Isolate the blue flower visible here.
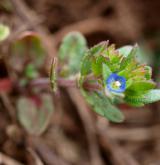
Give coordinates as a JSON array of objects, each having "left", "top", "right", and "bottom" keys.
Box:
[{"left": 106, "top": 73, "right": 126, "bottom": 93}]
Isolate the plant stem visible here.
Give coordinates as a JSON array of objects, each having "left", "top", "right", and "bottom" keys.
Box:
[{"left": 30, "top": 78, "right": 101, "bottom": 91}]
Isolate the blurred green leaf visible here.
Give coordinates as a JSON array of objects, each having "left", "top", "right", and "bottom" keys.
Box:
[
  {"left": 83, "top": 91, "right": 124, "bottom": 123},
  {"left": 17, "top": 94, "right": 54, "bottom": 135},
  {"left": 59, "top": 32, "right": 87, "bottom": 75},
  {"left": 11, "top": 32, "right": 46, "bottom": 73},
  {"left": 0, "top": 24, "right": 10, "bottom": 41},
  {"left": 24, "top": 63, "right": 39, "bottom": 79}
]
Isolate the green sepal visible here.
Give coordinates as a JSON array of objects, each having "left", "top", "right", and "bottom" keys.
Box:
[{"left": 144, "top": 66, "right": 152, "bottom": 80}]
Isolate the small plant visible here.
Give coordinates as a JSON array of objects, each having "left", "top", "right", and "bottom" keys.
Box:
[
  {"left": 50, "top": 32, "right": 160, "bottom": 123},
  {"left": 50, "top": 32, "right": 160, "bottom": 122},
  {"left": 9, "top": 32, "right": 54, "bottom": 135}
]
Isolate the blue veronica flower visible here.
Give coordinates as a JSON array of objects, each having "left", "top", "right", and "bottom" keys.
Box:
[{"left": 106, "top": 73, "right": 126, "bottom": 93}]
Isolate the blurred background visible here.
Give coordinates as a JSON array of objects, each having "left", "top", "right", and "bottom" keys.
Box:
[{"left": 0, "top": 0, "right": 160, "bottom": 164}]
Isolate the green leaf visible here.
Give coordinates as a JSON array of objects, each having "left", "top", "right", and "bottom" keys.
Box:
[
  {"left": 83, "top": 91, "right": 124, "bottom": 123},
  {"left": 80, "top": 41, "right": 108, "bottom": 77},
  {"left": 17, "top": 94, "right": 54, "bottom": 135},
  {"left": 141, "top": 89, "right": 160, "bottom": 104},
  {"left": 80, "top": 53, "right": 92, "bottom": 76},
  {"left": 126, "top": 79, "right": 133, "bottom": 89},
  {"left": 59, "top": 32, "right": 87, "bottom": 75},
  {"left": 91, "top": 56, "right": 106, "bottom": 76},
  {"left": 102, "top": 63, "right": 112, "bottom": 85},
  {"left": 120, "top": 45, "right": 138, "bottom": 70},
  {"left": 0, "top": 24, "right": 10, "bottom": 41},
  {"left": 125, "top": 89, "right": 160, "bottom": 106},
  {"left": 127, "top": 80, "right": 155, "bottom": 92}
]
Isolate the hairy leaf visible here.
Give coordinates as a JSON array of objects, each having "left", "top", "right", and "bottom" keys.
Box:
[
  {"left": 125, "top": 89, "right": 160, "bottom": 106},
  {"left": 59, "top": 32, "right": 87, "bottom": 75},
  {"left": 83, "top": 91, "right": 124, "bottom": 122},
  {"left": 127, "top": 80, "right": 155, "bottom": 92}
]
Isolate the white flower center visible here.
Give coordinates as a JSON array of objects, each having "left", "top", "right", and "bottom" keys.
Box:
[
  {"left": 114, "top": 81, "right": 121, "bottom": 87},
  {"left": 112, "top": 81, "right": 121, "bottom": 89}
]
